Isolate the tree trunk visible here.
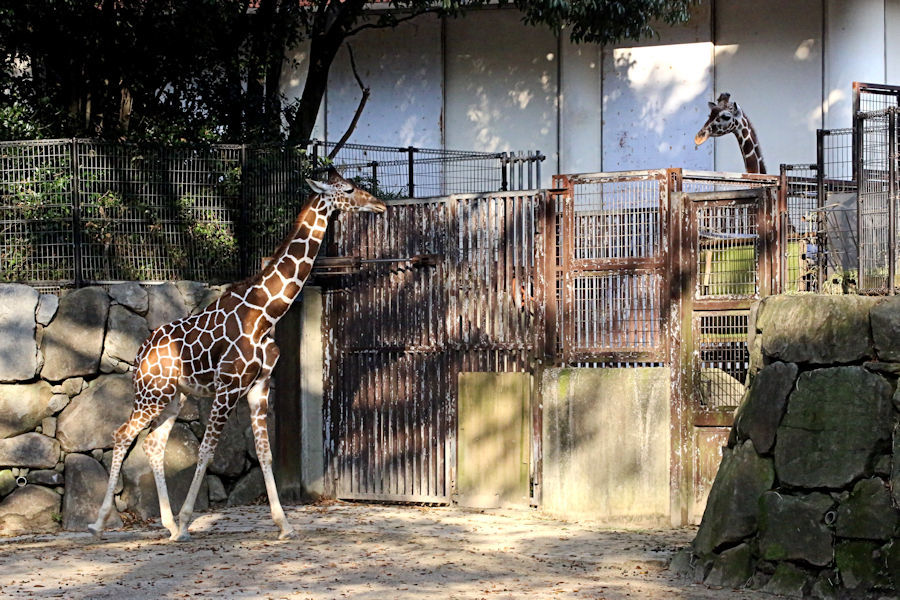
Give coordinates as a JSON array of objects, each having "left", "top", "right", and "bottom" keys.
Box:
[{"left": 286, "top": 30, "right": 343, "bottom": 144}]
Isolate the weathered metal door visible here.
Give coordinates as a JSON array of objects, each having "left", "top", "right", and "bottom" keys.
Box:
[
  {"left": 677, "top": 186, "right": 777, "bottom": 522},
  {"left": 324, "top": 192, "right": 546, "bottom": 503}
]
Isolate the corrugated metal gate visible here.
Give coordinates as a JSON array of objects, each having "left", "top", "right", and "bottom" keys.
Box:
[{"left": 323, "top": 191, "right": 546, "bottom": 502}]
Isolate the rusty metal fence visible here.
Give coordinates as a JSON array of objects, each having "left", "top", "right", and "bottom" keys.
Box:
[{"left": 323, "top": 191, "right": 545, "bottom": 502}]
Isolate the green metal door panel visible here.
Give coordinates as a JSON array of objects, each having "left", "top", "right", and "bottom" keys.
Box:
[{"left": 457, "top": 372, "right": 531, "bottom": 508}]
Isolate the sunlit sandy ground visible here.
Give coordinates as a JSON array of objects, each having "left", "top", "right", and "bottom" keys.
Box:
[{"left": 0, "top": 503, "right": 768, "bottom": 599}]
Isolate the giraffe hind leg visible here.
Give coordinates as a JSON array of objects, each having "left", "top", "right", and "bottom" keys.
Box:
[
  {"left": 247, "top": 376, "right": 295, "bottom": 539},
  {"left": 143, "top": 392, "right": 187, "bottom": 538},
  {"left": 88, "top": 397, "right": 166, "bottom": 536}
]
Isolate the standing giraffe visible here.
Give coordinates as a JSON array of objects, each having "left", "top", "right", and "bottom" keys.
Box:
[
  {"left": 88, "top": 168, "right": 385, "bottom": 541},
  {"left": 694, "top": 92, "right": 766, "bottom": 174}
]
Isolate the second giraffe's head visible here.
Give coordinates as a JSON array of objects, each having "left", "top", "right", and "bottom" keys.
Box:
[
  {"left": 694, "top": 93, "right": 743, "bottom": 146},
  {"left": 306, "top": 167, "right": 387, "bottom": 214}
]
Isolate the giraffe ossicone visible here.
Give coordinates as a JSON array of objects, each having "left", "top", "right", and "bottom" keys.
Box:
[
  {"left": 695, "top": 92, "right": 767, "bottom": 174},
  {"left": 88, "top": 167, "right": 385, "bottom": 541}
]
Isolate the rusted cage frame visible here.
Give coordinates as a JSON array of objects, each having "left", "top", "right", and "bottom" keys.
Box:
[
  {"left": 550, "top": 168, "right": 781, "bottom": 366},
  {"left": 856, "top": 107, "right": 900, "bottom": 294}
]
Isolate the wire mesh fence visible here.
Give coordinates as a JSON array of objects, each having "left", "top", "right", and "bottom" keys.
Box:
[
  {"left": 0, "top": 139, "right": 544, "bottom": 289},
  {"left": 857, "top": 108, "right": 900, "bottom": 293}
]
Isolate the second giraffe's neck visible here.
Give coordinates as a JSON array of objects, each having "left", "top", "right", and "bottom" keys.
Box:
[
  {"left": 241, "top": 196, "right": 334, "bottom": 328},
  {"left": 733, "top": 116, "right": 766, "bottom": 174}
]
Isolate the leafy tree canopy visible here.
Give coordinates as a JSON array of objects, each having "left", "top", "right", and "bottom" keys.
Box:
[{"left": 0, "top": 0, "right": 696, "bottom": 144}]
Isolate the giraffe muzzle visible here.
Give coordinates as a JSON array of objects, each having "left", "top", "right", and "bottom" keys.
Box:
[
  {"left": 694, "top": 131, "right": 710, "bottom": 146},
  {"left": 366, "top": 201, "right": 387, "bottom": 214}
]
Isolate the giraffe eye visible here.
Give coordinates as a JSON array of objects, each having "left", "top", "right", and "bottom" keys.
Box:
[{"left": 721, "top": 113, "right": 732, "bottom": 121}]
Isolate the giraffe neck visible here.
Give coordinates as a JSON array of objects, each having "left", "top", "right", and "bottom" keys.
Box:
[
  {"left": 239, "top": 195, "right": 334, "bottom": 331},
  {"left": 733, "top": 115, "right": 766, "bottom": 174}
]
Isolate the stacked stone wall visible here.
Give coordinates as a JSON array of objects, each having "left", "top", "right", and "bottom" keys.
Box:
[
  {"left": 0, "top": 282, "right": 269, "bottom": 536},
  {"left": 679, "top": 295, "right": 900, "bottom": 598}
]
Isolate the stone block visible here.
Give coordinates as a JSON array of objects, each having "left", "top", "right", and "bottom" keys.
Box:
[
  {"left": 775, "top": 367, "right": 893, "bottom": 489},
  {"left": 102, "top": 305, "right": 150, "bottom": 365},
  {"left": 41, "top": 416, "right": 57, "bottom": 438},
  {"left": 108, "top": 282, "right": 148, "bottom": 315},
  {"left": 61, "top": 377, "right": 85, "bottom": 397},
  {"left": 47, "top": 393, "right": 69, "bottom": 413},
  {"left": 227, "top": 467, "right": 265, "bottom": 506},
  {"left": 62, "top": 453, "right": 121, "bottom": 531},
  {"left": 871, "top": 296, "right": 900, "bottom": 361},
  {"left": 26, "top": 469, "right": 63, "bottom": 486},
  {"left": 0, "top": 433, "right": 60, "bottom": 468},
  {"left": 732, "top": 361, "right": 797, "bottom": 454},
  {"left": 836, "top": 478, "right": 898, "bottom": 540},
  {"left": 56, "top": 374, "right": 134, "bottom": 452},
  {"left": 193, "top": 285, "right": 226, "bottom": 315},
  {"left": 703, "top": 542, "right": 753, "bottom": 589},
  {"left": 175, "top": 281, "right": 209, "bottom": 314},
  {"left": 0, "top": 484, "right": 60, "bottom": 535},
  {"left": 35, "top": 293, "right": 59, "bottom": 326},
  {"left": 145, "top": 282, "right": 188, "bottom": 330},
  {"left": 758, "top": 295, "right": 878, "bottom": 364},
  {"left": 40, "top": 287, "right": 110, "bottom": 381},
  {"left": 0, "top": 469, "right": 14, "bottom": 497},
  {"left": 758, "top": 492, "right": 834, "bottom": 566},
  {"left": 835, "top": 540, "right": 884, "bottom": 591},
  {"left": 120, "top": 423, "right": 207, "bottom": 519},
  {"left": 693, "top": 440, "right": 774, "bottom": 556},
  {"left": 200, "top": 397, "right": 251, "bottom": 478},
  {"left": 0, "top": 380, "right": 54, "bottom": 438},
  {"left": 0, "top": 283, "right": 40, "bottom": 382},
  {"left": 206, "top": 474, "right": 227, "bottom": 503},
  {"left": 761, "top": 563, "right": 810, "bottom": 597}
]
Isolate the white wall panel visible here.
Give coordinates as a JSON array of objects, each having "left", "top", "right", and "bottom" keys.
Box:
[
  {"left": 324, "top": 15, "right": 443, "bottom": 148},
  {"left": 559, "top": 40, "right": 602, "bottom": 174},
  {"left": 824, "top": 0, "right": 885, "bottom": 130},
  {"left": 601, "top": 42, "right": 713, "bottom": 172},
  {"left": 714, "top": 0, "right": 823, "bottom": 171},
  {"left": 444, "top": 10, "right": 558, "bottom": 185},
  {"left": 886, "top": 0, "right": 900, "bottom": 85},
  {"left": 601, "top": 3, "right": 714, "bottom": 172}
]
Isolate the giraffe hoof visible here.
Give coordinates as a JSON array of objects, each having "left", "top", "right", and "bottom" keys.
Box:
[
  {"left": 170, "top": 530, "right": 191, "bottom": 542},
  {"left": 278, "top": 528, "right": 297, "bottom": 540},
  {"left": 86, "top": 523, "right": 103, "bottom": 538}
]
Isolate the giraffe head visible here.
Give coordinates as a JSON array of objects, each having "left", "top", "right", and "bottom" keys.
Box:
[
  {"left": 694, "top": 93, "right": 743, "bottom": 146},
  {"left": 306, "top": 168, "right": 386, "bottom": 213}
]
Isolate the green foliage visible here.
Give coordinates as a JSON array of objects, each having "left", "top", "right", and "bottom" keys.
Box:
[
  {"left": 510, "top": 0, "right": 695, "bottom": 44},
  {"left": 0, "top": 0, "right": 697, "bottom": 144}
]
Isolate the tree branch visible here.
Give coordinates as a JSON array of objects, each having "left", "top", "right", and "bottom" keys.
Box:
[
  {"left": 345, "top": 9, "right": 434, "bottom": 37},
  {"left": 327, "top": 44, "right": 369, "bottom": 160}
]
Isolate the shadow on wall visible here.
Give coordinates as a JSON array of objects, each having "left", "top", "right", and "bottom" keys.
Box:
[{"left": 602, "top": 43, "right": 713, "bottom": 172}]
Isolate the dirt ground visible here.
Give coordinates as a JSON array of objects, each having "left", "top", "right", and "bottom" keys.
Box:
[{"left": 0, "top": 503, "right": 770, "bottom": 599}]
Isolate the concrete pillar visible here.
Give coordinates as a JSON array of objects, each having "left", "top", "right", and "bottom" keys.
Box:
[
  {"left": 299, "top": 286, "right": 325, "bottom": 499},
  {"left": 272, "top": 286, "right": 326, "bottom": 502}
]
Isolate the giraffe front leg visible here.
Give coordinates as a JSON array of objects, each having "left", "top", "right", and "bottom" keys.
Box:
[{"left": 247, "top": 376, "right": 295, "bottom": 539}]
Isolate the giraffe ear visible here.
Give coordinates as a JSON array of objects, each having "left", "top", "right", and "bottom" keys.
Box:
[
  {"left": 731, "top": 102, "right": 744, "bottom": 118},
  {"left": 306, "top": 179, "right": 332, "bottom": 195},
  {"left": 708, "top": 101, "right": 717, "bottom": 111}
]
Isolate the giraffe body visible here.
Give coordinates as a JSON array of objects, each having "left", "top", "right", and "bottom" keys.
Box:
[
  {"left": 694, "top": 92, "right": 766, "bottom": 174},
  {"left": 88, "top": 169, "right": 385, "bottom": 541}
]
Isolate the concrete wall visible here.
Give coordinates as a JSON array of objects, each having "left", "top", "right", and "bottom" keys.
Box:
[
  {"left": 541, "top": 367, "right": 671, "bottom": 524},
  {"left": 283, "top": 2, "right": 900, "bottom": 181}
]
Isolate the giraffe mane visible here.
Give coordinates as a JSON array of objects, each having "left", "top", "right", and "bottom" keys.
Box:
[{"left": 225, "top": 194, "right": 321, "bottom": 296}]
